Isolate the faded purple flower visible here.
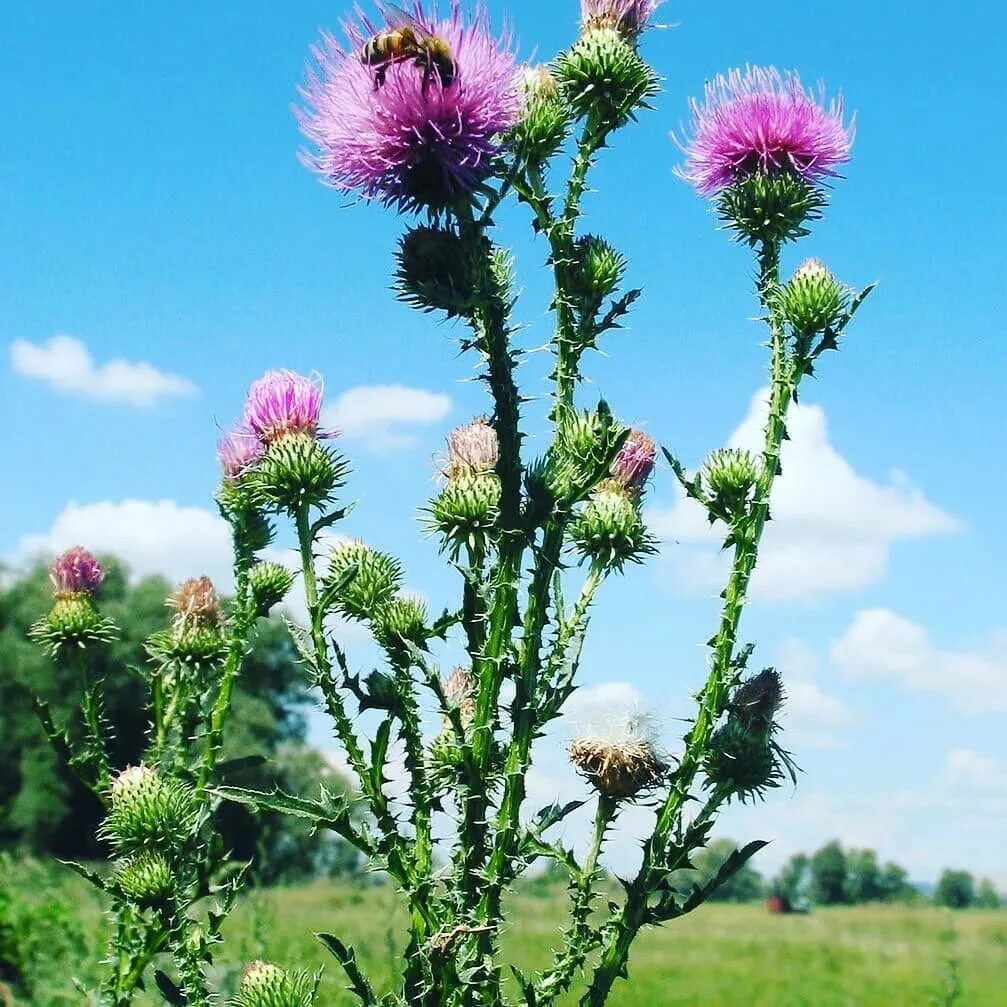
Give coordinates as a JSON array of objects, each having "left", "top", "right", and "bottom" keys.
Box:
[
  {"left": 51, "top": 547, "right": 104, "bottom": 597},
  {"left": 581, "top": 0, "right": 661, "bottom": 38},
  {"left": 243, "top": 370, "right": 326, "bottom": 445},
  {"left": 217, "top": 423, "right": 264, "bottom": 479},
  {"left": 444, "top": 417, "right": 499, "bottom": 478},
  {"left": 676, "top": 67, "right": 854, "bottom": 196},
  {"left": 296, "top": 1, "right": 520, "bottom": 211},
  {"left": 611, "top": 430, "right": 656, "bottom": 492}
]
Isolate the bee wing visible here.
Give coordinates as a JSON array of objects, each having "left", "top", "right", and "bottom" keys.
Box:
[{"left": 379, "top": 3, "right": 429, "bottom": 33}]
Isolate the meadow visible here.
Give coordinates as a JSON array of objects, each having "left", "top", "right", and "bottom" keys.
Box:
[{"left": 7, "top": 861, "right": 1005, "bottom": 1006}]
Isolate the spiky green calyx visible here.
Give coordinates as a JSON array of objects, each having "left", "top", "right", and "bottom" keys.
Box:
[
  {"left": 716, "top": 171, "right": 829, "bottom": 247},
  {"left": 249, "top": 562, "right": 295, "bottom": 616},
  {"left": 513, "top": 65, "right": 570, "bottom": 164},
  {"left": 113, "top": 851, "right": 174, "bottom": 905},
  {"left": 324, "top": 540, "right": 402, "bottom": 623},
  {"left": 395, "top": 226, "right": 491, "bottom": 319},
  {"left": 254, "top": 433, "right": 346, "bottom": 513},
  {"left": 778, "top": 258, "right": 851, "bottom": 335},
  {"left": 102, "top": 766, "right": 198, "bottom": 853},
  {"left": 146, "top": 577, "right": 227, "bottom": 668},
  {"left": 703, "top": 719, "right": 779, "bottom": 800},
  {"left": 554, "top": 27, "right": 659, "bottom": 128},
  {"left": 428, "top": 471, "right": 501, "bottom": 557},
  {"left": 547, "top": 408, "right": 624, "bottom": 503},
  {"left": 571, "top": 480, "right": 653, "bottom": 569},
  {"left": 232, "top": 962, "right": 317, "bottom": 1007},
  {"left": 29, "top": 595, "right": 117, "bottom": 657},
  {"left": 701, "top": 448, "right": 760, "bottom": 521},
  {"left": 570, "top": 235, "right": 627, "bottom": 304},
  {"left": 375, "top": 595, "right": 429, "bottom": 663}
]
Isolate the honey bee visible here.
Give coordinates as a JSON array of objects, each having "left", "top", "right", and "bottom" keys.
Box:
[{"left": 361, "top": 4, "right": 457, "bottom": 94}]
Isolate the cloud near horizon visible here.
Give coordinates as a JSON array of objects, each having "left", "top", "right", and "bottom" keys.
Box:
[{"left": 322, "top": 384, "right": 452, "bottom": 452}]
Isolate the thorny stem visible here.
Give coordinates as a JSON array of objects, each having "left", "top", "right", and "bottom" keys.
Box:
[{"left": 582, "top": 240, "right": 792, "bottom": 1006}]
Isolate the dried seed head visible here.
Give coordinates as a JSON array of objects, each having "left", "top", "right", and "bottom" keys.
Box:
[{"left": 570, "top": 713, "right": 667, "bottom": 799}]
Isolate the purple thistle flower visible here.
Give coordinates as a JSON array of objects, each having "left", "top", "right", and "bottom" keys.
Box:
[
  {"left": 581, "top": 0, "right": 661, "bottom": 38},
  {"left": 676, "top": 66, "right": 854, "bottom": 196},
  {"left": 51, "top": 547, "right": 104, "bottom": 597},
  {"left": 243, "top": 370, "right": 327, "bottom": 445},
  {"left": 217, "top": 423, "right": 264, "bottom": 480},
  {"left": 296, "top": 2, "right": 520, "bottom": 212},
  {"left": 611, "top": 430, "right": 656, "bottom": 492}
]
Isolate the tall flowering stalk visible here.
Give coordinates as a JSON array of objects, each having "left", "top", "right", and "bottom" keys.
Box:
[{"left": 30, "top": 3, "right": 873, "bottom": 1005}]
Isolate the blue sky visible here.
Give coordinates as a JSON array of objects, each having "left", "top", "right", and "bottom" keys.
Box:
[{"left": 3, "top": 1, "right": 1006, "bottom": 886}]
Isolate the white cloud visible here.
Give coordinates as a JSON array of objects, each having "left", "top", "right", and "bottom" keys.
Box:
[
  {"left": 10, "top": 334, "right": 199, "bottom": 406},
  {"left": 647, "top": 390, "right": 957, "bottom": 603},
  {"left": 775, "top": 639, "right": 852, "bottom": 750},
  {"left": 323, "top": 385, "right": 452, "bottom": 452},
  {"left": 830, "top": 608, "right": 1007, "bottom": 714}
]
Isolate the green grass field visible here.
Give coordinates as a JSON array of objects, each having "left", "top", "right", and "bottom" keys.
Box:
[{"left": 9, "top": 870, "right": 1006, "bottom": 1006}]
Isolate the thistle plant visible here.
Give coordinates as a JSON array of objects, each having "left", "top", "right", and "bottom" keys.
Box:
[{"left": 29, "top": 2, "right": 874, "bottom": 1004}]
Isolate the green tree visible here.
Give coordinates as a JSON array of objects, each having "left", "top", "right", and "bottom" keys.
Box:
[
  {"left": 772, "top": 852, "right": 809, "bottom": 905},
  {"left": 0, "top": 558, "right": 353, "bottom": 879},
  {"left": 975, "top": 878, "right": 1001, "bottom": 909},
  {"left": 689, "top": 839, "right": 765, "bottom": 903},
  {"left": 934, "top": 869, "right": 976, "bottom": 909},
  {"left": 878, "top": 860, "right": 917, "bottom": 903},
  {"left": 809, "top": 840, "right": 849, "bottom": 905},
  {"left": 845, "top": 848, "right": 884, "bottom": 903}
]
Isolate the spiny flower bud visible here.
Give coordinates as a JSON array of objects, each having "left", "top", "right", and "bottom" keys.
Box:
[
  {"left": 716, "top": 171, "right": 828, "bottom": 247},
  {"left": 703, "top": 719, "right": 779, "bottom": 801},
  {"left": 546, "top": 408, "right": 616, "bottom": 502},
  {"left": 324, "top": 540, "right": 402, "bottom": 623},
  {"left": 610, "top": 430, "right": 656, "bottom": 494},
  {"left": 444, "top": 419, "right": 499, "bottom": 480},
  {"left": 249, "top": 562, "right": 295, "bottom": 616},
  {"left": 731, "top": 668, "right": 785, "bottom": 730},
  {"left": 375, "top": 595, "right": 429, "bottom": 663},
  {"left": 570, "top": 712, "right": 667, "bottom": 799},
  {"left": 256, "top": 432, "right": 346, "bottom": 513},
  {"left": 102, "top": 766, "right": 199, "bottom": 853},
  {"left": 113, "top": 851, "right": 174, "bottom": 905},
  {"left": 428, "top": 472, "right": 502, "bottom": 558},
  {"left": 443, "top": 666, "right": 477, "bottom": 729},
  {"left": 513, "top": 64, "right": 570, "bottom": 164},
  {"left": 571, "top": 480, "right": 652, "bottom": 569},
  {"left": 702, "top": 448, "right": 759, "bottom": 519},
  {"left": 395, "top": 226, "right": 489, "bottom": 319},
  {"left": 554, "top": 25, "right": 660, "bottom": 127},
  {"left": 778, "top": 258, "right": 851, "bottom": 335},
  {"left": 570, "top": 235, "right": 627, "bottom": 303},
  {"left": 29, "top": 548, "right": 117, "bottom": 656},
  {"left": 581, "top": 0, "right": 661, "bottom": 42},
  {"left": 233, "top": 962, "right": 317, "bottom": 1007},
  {"left": 147, "top": 577, "right": 227, "bottom": 667}
]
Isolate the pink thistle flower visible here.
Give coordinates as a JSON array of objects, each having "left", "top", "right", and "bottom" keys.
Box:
[
  {"left": 217, "top": 423, "right": 264, "bottom": 480},
  {"left": 611, "top": 430, "right": 656, "bottom": 492},
  {"left": 296, "top": 2, "right": 520, "bottom": 212},
  {"left": 581, "top": 0, "right": 661, "bottom": 39},
  {"left": 51, "top": 547, "right": 104, "bottom": 597},
  {"left": 676, "top": 67, "right": 854, "bottom": 196},
  {"left": 444, "top": 417, "right": 499, "bottom": 478},
  {"left": 243, "top": 370, "right": 327, "bottom": 445}
]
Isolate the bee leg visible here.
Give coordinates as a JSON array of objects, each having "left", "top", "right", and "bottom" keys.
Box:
[{"left": 373, "top": 65, "right": 387, "bottom": 90}]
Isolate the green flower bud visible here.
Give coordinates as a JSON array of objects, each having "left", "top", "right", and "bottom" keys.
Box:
[
  {"left": 554, "top": 27, "right": 659, "bottom": 128},
  {"left": 570, "top": 235, "right": 626, "bottom": 303},
  {"left": 701, "top": 448, "right": 760, "bottom": 520},
  {"left": 113, "top": 851, "right": 174, "bottom": 905},
  {"left": 428, "top": 471, "right": 501, "bottom": 557},
  {"left": 324, "top": 540, "right": 402, "bottom": 622},
  {"left": 778, "top": 259, "right": 851, "bottom": 335},
  {"left": 571, "top": 480, "right": 653, "bottom": 568},
  {"left": 147, "top": 577, "right": 227, "bottom": 668},
  {"left": 249, "top": 562, "right": 295, "bottom": 616},
  {"left": 513, "top": 65, "right": 570, "bottom": 164},
  {"left": 703, "top": 719, "right": 779, "bottom": 800},
  {"left": 102, "top": 766, "right": 199, "bottom": 853},
  {"left": 233, "top": 962, "right": 317, "bottom": 1007},
  {"left": 395, "top": 226, "right": 490, "bottom": 318},
  {"left": 375, "top": 595, "right": 429, "bottom": 663},
  {"left": 547, "top": 408, "right": 621, "bottom": 502},
  {"left": 29, "top": 595, "right": 116, "bottom": 657},
  {"left": 716, "top": 171, "right": 829, "bottom": 247},
  {"left": 255, "top": 433, "right": 346, "bottom": 513}
]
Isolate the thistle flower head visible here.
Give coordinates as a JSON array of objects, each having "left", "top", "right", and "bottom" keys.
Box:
[
  {"left": 778, "top": 257, "right": 851, "bottom": 334},
  {"left": 217, "top": 423, "right": 264, "bottom": 480},
  {"left": 571, "top": 480, "right": 654, "bottom": 569},
  {"left": 50, "top": 547, "right": 104, "bottom": 598},
  {"left": 114, "top": 851, "right": 174, "bottom": 905},
  {"left": 249, "top": 562, "right": 295, "bottom": 616},
  {"left": 103, "top": 766, "right": 199, "bottom": 853},
  {"left": 610, "top": 430, "right": 656, "bottom": 493},
  {"left": 243, "top": 370, "right": 327, "bottom": 445},
  {"left": 443, "top": 666, "right": 477, "bottom": 726},
  {"left": 676, "top": 66, "right": 854, "bottom": 196},
  {"left": 375, "top": 593, "right": 429, "bottom": 661},
  {"left": 325, "top": 539, "right": 403, "bottom": 622},
  {"left": 581, "top": 0, "right": 661, "bottom": 40},
  {"left": 169, "top": 576, "right": 223, "bottom": 632},
  {"left": 444, "top": 418, "right": 499, "bottom": 479},
  {"left": 570, "top": 711, "right": 667, "bottom": 799},
  {"left": 234, "top": 962, "right": 317, "bottom": 1007},
  {"left": 297, "top": 2, "right": 520, "bottom": 212}
]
